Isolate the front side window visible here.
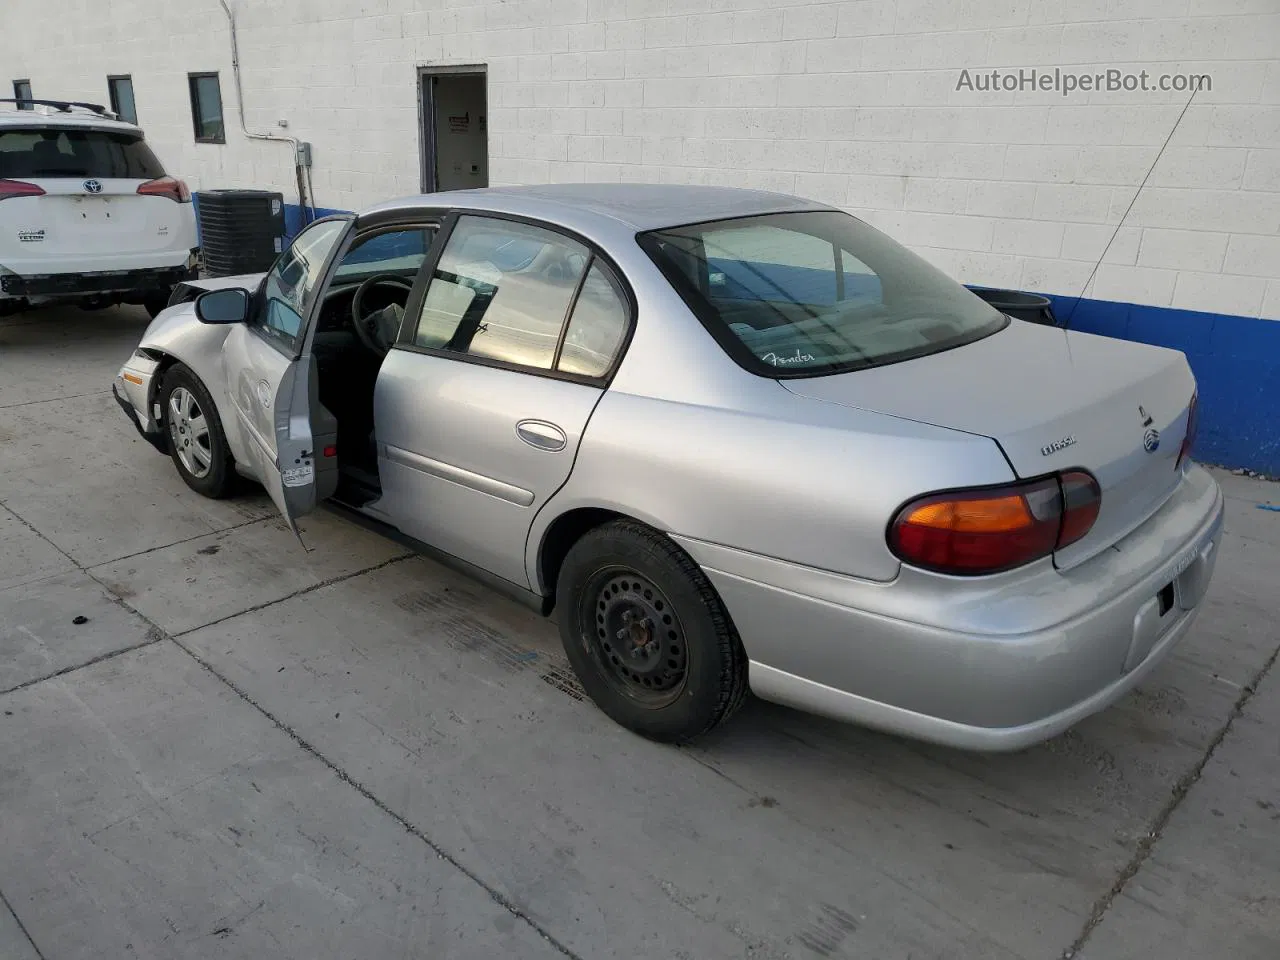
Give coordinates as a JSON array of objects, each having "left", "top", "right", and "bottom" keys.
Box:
[
  {"left": 0, "top": 128, "right": 164, "bottom": 179},
  {"left": 414, "top": 216, "right": 591, "bottom": 372},
  {"left": 12, "top": 79, "right": 32, "bottom": 109},
  {"left": 640, "top": 211, "right": 1007, "bottom": 377},
  {"left": 188, "top": 73, "right": 225, "bottom": 143},
  {"left": 108, "top": 75, "right": 137, "bottom": 125},
  {"left": 258, "top": 219, "right": 348, "bottom": 352},
  {"left": 335, "top": 227, "right": 435, "bottom": 282}
]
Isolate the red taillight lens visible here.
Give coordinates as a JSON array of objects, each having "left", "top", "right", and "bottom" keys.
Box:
[
  {"left": 0, "top": 178, "right": 45, "bottom": 201},
  {"left": 1177, "top": 392, "right": 1198, "bottom": 469},
  {"left": 1057, "top": 469, "right": 1102, "bottom": 548},
  {"left": 889, "top": 471, "right": 1102, "bottom": 575},
  {"left": 136, "top": 176, "right": 191, "bottom": 203}
]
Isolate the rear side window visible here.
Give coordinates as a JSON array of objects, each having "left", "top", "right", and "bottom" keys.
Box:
[
  {"left": 558, "top": 262, "right": 629, "bottom": 378},
  {"left": 0, "top": 128, "right": 165, "bottom": 179}
]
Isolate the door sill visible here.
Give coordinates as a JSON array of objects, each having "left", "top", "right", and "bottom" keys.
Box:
[{"left": 322, "top": 499, "right": 551, "bottom": 615}]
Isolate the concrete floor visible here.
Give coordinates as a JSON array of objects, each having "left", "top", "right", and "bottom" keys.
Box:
[{"left": 1, "top": 304, "right": 1277, "bottom": 960}]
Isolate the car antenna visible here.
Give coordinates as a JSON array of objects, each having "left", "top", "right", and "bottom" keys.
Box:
[{"left": 1060, "top": 84, "right": 1203, "bottom": 334}]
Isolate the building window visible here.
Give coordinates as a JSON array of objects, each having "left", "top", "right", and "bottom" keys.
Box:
[
  {"left": 187, "top": 72, "right": 225, "bottom": 143},
  {"left": 12, "top": 79, "right": 32, "bottom": 110},
  {"left": 107, "top": 75, "right": 137, "bottom": 124}
]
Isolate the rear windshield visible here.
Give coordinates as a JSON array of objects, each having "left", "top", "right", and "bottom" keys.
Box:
[
  {"left": 639, "top": 211, "right": 1007, "bottom": 377},
  {"left": 0, "top": 128, "right": 164, "bottom": 179}
]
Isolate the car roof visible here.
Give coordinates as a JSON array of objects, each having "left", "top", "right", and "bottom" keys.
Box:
[
  {"left": 0, "top": 106, "right": 142, "bottom": 135},
  {"left": 362, "top": 183, "right": 832, "bottom": 233}
]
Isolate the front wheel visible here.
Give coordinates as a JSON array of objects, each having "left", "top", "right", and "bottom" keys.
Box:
[
  {"left": 159, "top": 364, "right": 235, "bottom": 498},
  {"left": 556, "top": 520, "right": 749, "bottom": 743}
]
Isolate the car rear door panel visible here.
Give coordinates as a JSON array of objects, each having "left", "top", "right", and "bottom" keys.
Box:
[{"left": 374, "top": 349, "right": 603, "bottom": 588}]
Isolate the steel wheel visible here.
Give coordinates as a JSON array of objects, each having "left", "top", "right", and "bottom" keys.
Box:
[
  {"left": 584, "top": 567, "right": 689, "bottom": 708},
  {"left": 167, "top": 386, "right": 212, "bottom": 479}
]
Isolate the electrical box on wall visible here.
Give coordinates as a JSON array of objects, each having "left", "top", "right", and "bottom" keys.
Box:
[{"left": 297, "top": 142, "right": 313, "bottom": 167}]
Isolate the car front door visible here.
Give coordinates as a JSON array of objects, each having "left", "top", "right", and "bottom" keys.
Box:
[
  {"left": 221, "top": 216, "right": 353, "bottom": 534},
  {"left": 374, "top": 213, "right": 632, "bottom": 588}
]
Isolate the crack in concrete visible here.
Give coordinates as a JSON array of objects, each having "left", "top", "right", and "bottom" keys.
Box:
[
  {"left": 0, "top": 885, "right": 46, "bottom": 960},
  {"left": 0, "top": 632, "right": 164, "bottom": 698},
  {"left": 0, "top": 389, "right": 109, "bottom": 410},
  {"left": 167, "top": 633, "right": 585, "bottom": 960},
  {"left": 169, "top": 551, "right": 415, "bottom": 638},
  {"left": 85, "top": 513, "right": 272, "bottom": 568},
  {"left": 1061, "top": 640, "right": 1280, "bottom": 959},
  {"left": 1, "top": 499, "right": 580, "bottom": 959}
]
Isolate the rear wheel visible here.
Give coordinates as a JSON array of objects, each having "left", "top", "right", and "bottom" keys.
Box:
[
  {"left": 556, "top": 520, "right": 748, "bottom": 742},
  {"left": 159, "top": 364, "right": 234, "bottom": 498}
]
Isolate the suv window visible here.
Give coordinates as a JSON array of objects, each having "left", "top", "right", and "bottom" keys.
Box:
[
  {"left": 0, "top": 128, "right": 165, "bottom": 179},
  {"left": 640, "top": 211, "right": 1007, "bottom": 377},
  {"left": 415, "top": 216, "right": 591, "bottom": 372},
  {"left": 258, "top": 219, "right": 348, "bottom": 353}
]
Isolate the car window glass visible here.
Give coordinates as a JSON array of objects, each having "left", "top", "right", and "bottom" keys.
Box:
[
  {"left": 414, "top": 216, "right": 589, "bottom": 371},
  {"left": 0, "top": 129, "right": 164, "bottom": 179},
  {"left": 642, "top": 211, "right": 1004, "bottom": 375},
  {"left": 335, "top": 227, "right": 435, "bottom": 281},
  {"left": 557, "top": 261, "right": 628, "bottom": 378},
  {"left": 258, "top": 219, "right": 348, "bottom": 351}
]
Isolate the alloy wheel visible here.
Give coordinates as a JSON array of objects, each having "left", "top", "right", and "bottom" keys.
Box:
[{"left": 167, "top": 386, "right": 213, "bottom": 479}]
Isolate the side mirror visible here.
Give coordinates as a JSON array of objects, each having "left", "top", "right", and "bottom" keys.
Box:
[{"left": 194, "top": 288, "right": 250, "bottom": 324}]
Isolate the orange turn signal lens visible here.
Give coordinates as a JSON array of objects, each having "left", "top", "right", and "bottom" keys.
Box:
[
  {"left": 122, "top": 372, "right": 144, "bottom": 385},
  {"left": 900, "top": 493, "right": 1035, "bottom": 534}
]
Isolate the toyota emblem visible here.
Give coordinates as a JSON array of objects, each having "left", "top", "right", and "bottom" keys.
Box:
[{"left": 83, "top": 179, "right": 103, "bottom": 194}]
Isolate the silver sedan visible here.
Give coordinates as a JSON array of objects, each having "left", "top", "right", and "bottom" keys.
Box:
[{"left": 113, "top": 184, "right": 1223, "bottom": 750}]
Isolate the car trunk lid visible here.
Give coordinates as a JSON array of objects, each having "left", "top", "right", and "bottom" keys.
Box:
[{"left": 780, "top": 321, "right": 1196, "bottom": 568}]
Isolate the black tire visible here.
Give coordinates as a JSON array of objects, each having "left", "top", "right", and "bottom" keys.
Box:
[
  {"left": 159, "top": 363, "right": 235, "bottom": 498},
  {"left": 556, "top": 520, "right": 749, "bottom": 743},
  {"left": 144, "top": 292, "right": 171, "bottom": 319}
]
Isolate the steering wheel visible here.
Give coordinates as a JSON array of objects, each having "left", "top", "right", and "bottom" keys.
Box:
[{"left": 350, "top": 274, "right": 413, "bottom": 356}]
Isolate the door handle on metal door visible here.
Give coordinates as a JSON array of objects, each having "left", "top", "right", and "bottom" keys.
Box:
[{"left": 516, "top": 420, "right": 568, "bottom": 452}]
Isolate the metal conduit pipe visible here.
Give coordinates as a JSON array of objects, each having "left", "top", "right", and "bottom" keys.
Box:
[{"left": 218, "top": 0, "right": 314, "bottom": 225}]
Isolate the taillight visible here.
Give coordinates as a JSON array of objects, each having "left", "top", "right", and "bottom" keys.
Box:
[
  {"left": 0, "top": 178, "right": 45, "bottom": 201},
  {"left": 1057, "top": 470, "right": 1102, "bottom": 548},
  {"left": 137, "top": 176, "right": 191, "bottom": 203},
  {"left": 1177, "top": 391, "right": 1198, "bottom": 469},
  {"left": 889, "top": 471, "right": 1102, "bottom": 575}
]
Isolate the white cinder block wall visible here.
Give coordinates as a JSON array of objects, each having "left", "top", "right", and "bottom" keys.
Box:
[{"left": 2, "top": 0, "right": 1277, "bottom": 319}]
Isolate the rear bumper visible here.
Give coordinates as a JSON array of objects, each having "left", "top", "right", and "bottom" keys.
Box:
[
  {"left": 2, "top": 263, "right": 193, "bottom": 298},
  {"left": 675, "top": 464, "right": 1225, "bottom": 751}
]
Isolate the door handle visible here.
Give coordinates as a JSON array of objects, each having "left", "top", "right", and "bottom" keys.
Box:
[{"left": 516, "top": 420, "right": 567, "bottom": 452}]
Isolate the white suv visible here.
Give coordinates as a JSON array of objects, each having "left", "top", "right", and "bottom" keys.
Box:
[{"left": 0, "top": 98, "right": 198, "bottom": 317}]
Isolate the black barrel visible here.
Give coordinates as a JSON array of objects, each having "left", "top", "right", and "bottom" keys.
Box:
[
  {"left": 195, "top": 189, "right": 286, "bottom": 277},
  {"left": 966, "top": 286, "right": 1058, "bottom": 326}
]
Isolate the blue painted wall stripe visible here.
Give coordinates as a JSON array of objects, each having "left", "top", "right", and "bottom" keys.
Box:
[{"left": 1041, "top": 293, "right": 1278, "bottom": 475}]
